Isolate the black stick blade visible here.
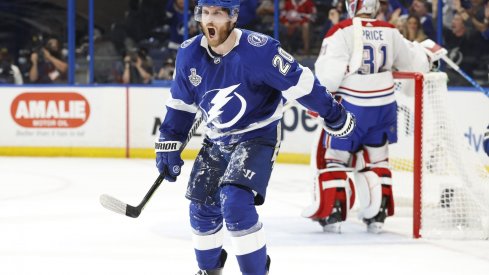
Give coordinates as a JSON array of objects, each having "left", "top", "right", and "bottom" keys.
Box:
[{"left": 99, "top": 194, "right": 140, "bottom": 218}]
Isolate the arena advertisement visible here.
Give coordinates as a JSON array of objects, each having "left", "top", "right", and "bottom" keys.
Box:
[
  {"left": 0, "top": 87, "right": 126, "bottom": 152},
  {"left": 0, "top": 86, "right": 487, "bottom": 166}
]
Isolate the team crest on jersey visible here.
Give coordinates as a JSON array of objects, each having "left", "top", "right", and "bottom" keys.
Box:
[
  {"left": 188, "top": 68, "right": 202, "bottom": 87},
  {"left": 200, "top": 84, "right": 247, "bottom": 129},
  {"left": 247, "top": 33, "right": 268, "bottom": 47},
  {"left": 181, "top": 37, "right": 196, "bottom": 48}
]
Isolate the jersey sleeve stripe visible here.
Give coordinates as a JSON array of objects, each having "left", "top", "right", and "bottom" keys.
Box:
[
  {"left": 165, "top": 95, "right": 198, "bottom": 113},
  {"left": 281, "top": 65, "right": 315, "bottom": 101}
]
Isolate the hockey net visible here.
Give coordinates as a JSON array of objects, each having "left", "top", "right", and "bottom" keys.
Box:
[{"left": 389, "top": 72, "right": 489, "bottom": 239}]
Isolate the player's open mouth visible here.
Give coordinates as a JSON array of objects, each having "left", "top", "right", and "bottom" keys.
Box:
[{"left": 208, "top": 27, "right": 216, "bottom": 38}]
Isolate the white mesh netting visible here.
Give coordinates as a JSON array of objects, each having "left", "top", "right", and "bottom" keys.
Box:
[{"left": 390, "top": 72, "right": 489, "bottom": 239}]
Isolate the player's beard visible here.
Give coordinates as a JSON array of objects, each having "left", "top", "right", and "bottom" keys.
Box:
[{"left": 201, "top": 21, "right": 235, "bottom": 48}]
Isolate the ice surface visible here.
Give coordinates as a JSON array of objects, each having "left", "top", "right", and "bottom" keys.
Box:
[{"left": 1, "top": 157, "right": 488, "bottom": 275}]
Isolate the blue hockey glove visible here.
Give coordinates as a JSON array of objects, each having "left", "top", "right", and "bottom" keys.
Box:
[
  {"left": 322, "top": 108, "right": 356, "bottom": 138},
  {"left": 155, "top": 135, "right": 184, "bottom": 182},
  {"left": 484, "top": 125, "right": 489, "bottom": 157}
]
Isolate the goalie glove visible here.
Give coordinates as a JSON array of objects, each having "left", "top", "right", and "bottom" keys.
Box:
[
  {"left": 155, "top": 134, "right": 184, "bottom": 182},
  {"left": 418, "top": 39, "right": 448, "bottom": 69}
]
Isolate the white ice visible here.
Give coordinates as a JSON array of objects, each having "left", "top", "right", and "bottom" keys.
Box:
[{"left": 1, "top": 157, "right": 489, "bottom": 275}]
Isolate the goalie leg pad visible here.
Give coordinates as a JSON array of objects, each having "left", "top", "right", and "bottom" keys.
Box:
[
  {"left": 372, "top": 167, "right": 394, "bottom": 217},
  {"left": 302, "top": 168, "right": 356, "bottom": 220},
  {"left": 355, "top": 167, "right": 394, "bottom": 219}
]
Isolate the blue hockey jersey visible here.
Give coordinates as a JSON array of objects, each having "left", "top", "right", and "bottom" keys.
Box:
[{"left": 160, "top": 29, "right": 343, "bottom": 144}]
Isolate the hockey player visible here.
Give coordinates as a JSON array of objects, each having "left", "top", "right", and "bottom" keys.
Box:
[
  {"left": 302, "top": 0, "right": 443, "bottom": 233},
  {"left": 155, "top": 0, "right": 355, "bottom": 274}
]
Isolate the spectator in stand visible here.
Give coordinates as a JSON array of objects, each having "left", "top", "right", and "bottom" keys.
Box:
[
  {"left": 388, "top": 0, "right": 410, "bottom": 15},
  {"left": 409, "top": 0, "right": 436, "bottom": 40},
  {"left": 165, "top": 0, "right": 198, "bottom": 51},
  {"left": 376, "top": 0, "right": 394, "bottom": 21},
  {"left": 453, "top": 0, "right": 486, "bottom": 32},
  {"left": 443, "top": 13, "right": 486, "bottom": 85},
  {"left": 91, "top": 29, "right": 120, "bottom": 84},
  {"left": 122, "top": 48, "right": 153, "bottom": 84},
  {"left": 482, "top": 1, "right": 489, "bottom": 40},
  {"left": 237, "top": 0, "right": 259, "bottom": 29},
  {"left": 0, "top": 47, "right": 23, "bottom": 84},
  {"left": 256, "top": 0, "right": 276, "bottom": 35},
  {"left": 156, "top": 57, "right": 175, "bottom": 80},
  {"left": 321, "top": 0, "right": 349, "bottom": 37},
  {"left": 402, "top": 14, "right": 428, "bottom": 42},
  {"left": 280, "top": 0, "right": 317, "bottom": 55},
  {"left": 29, "top": 37, "right": 67, "bottom": 84},
  {"left": 393, "top": 14, "right": 408, "bottom": 32},
  {"left": 431, "top": 0, "right": 456, "bottom": 29}
]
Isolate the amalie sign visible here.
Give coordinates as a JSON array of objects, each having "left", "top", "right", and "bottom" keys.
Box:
[{"left": 10, "top": 92, "right": 90, "bottom": 128}]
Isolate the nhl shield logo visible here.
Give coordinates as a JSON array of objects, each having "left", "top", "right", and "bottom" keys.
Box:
[{"left": 188, "top": 68, "right": 202, "bottom": 87}]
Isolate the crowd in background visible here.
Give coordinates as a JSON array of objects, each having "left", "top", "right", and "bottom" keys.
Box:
[{"left": 0, "top": 0, "right": 488, "bottom": 86}]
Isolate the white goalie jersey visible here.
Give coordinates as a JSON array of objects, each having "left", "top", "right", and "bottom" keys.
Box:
[{"left": 315, "top": 17, "right": 430, "bottom": 107}]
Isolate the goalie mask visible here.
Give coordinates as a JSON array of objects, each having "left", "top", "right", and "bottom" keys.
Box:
[
  {"left": 346, "top": 0, "right": 380, "bottom": 18},
  {"left": 195, "top": 0, "right": 240, "bottom": 23}
]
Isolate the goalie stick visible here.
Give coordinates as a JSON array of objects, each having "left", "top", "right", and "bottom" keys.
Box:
[
  {"left": 420, "top": 39, "right": 489, "bottom": 98},
  {"left": 99, "top": 111, "right": 204, "bottom": 218},
  {"left": 440, "top": 55, "right": 489, "bottom": 98}
]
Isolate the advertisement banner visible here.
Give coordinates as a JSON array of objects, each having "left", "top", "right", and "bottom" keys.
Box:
[
  {"left": 0, "top": 87, "right": 126, "bottom": 149},
  {"left": 0, "top": 86, "right": 487, "bottom": 166}
]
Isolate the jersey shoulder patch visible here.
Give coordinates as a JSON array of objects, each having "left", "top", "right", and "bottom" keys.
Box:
[
  {"left": 181, "top": 36, "right": 198, "bottom": 48},
  {"left": 247, "top": 32, "right": 269, "bottom": 47}
]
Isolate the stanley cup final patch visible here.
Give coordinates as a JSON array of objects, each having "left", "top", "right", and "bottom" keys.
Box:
[{"left": 189, "top": 68, "right": 202, "bottom": 87}]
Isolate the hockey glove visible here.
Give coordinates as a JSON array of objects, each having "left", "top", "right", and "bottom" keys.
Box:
[
  {"left": 418, "top": 39, "right": 448, "bottom": 70},
  {"left": 155, "top": 135, "right": 184, "bottom": 182},
  {"left": 321, "top": 108, "right": 356, "bottom": 138},
  {"left": 484, "top": 125, "right": 489, "bottom": 157}
]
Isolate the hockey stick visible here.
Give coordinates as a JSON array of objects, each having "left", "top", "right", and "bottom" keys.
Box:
[
  {"left": 419, "top": 39, "right": 489, "bottom": 98},
  {"left": 99, "top": 111, "right": 204, "bottom": 218},
  {"left": 440, "top": 55, "right": 489, "bottom": 98}
]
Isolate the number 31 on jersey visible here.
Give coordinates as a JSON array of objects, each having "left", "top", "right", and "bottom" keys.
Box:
[{"left": 360, "top": 44, "right": 388, "bottom": 74}]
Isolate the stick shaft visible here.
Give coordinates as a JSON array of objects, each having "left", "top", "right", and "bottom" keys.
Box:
[
  {"left": 101, "top": 111, "right": 204, "bottom": 218},
  {"left": 135, "top": 111, "right": 204, "bottom": 211},
  {"left": 441, "top": 55, "right": 489, "bottom": 97}
]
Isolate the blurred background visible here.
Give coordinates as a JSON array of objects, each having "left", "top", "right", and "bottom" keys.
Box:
[{"left": 0, "top": 0, "right": 488, "bottom": 87}]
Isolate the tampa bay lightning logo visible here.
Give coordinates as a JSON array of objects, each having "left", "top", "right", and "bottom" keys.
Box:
[
  {"left": 181, "top": 37, "right": 196, "bottom": 48},
  {"left": 201, "top": 84, "right": 247, "bottom": 129},
  {"left": 247, "top": 33, "right": 268, "bottom": 47}
]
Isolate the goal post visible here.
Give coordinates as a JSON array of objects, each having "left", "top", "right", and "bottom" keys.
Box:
[{"left": 391, "top": 72, "right": 489, "bottom": 239}]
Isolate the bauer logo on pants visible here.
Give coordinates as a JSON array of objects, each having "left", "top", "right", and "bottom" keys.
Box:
[{"left": 10, "top": 92, "right": 91, "bottom": 128}]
